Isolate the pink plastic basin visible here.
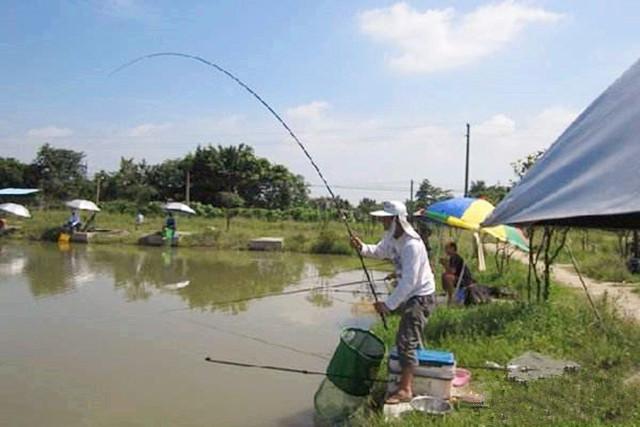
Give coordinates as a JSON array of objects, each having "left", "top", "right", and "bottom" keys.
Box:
[{"left": 452, "top": 368, "right": 471, "bottom": 387}]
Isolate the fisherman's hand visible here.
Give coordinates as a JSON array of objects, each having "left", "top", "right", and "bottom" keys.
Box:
[
  {"left": 350, "top": 235, "right": 363, "bottom": 252},
  {"left": 384, "top": 272, "right": 397, "bottom": 281},
  {"left": 373, "top": 301, "right": 390, "bottom": 315}
]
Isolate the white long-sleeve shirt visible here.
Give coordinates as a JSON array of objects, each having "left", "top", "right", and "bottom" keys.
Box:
[{"left": 360, "top": 233, "right": 435, "bottom": 310}]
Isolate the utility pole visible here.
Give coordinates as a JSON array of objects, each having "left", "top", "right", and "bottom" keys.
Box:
[
  {"left": 410, "top": 179, "right": 414, "bottom": 205},
  {"left": 409, "top": 179, "right": 415, "bottom": 224},
  {"left": 185, "top": 170, "right": 191, "bottom": 204},
  {"left": 464, "top": 123, "right": 470, "bottom": 197}
]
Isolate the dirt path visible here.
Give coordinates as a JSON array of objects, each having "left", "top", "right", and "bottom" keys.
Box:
[
  {"left": 553, "top": 264, "right": 640, "bottom": 321},
  {"left": 509, "top": 251, "right": 640, "bottom": 322}
]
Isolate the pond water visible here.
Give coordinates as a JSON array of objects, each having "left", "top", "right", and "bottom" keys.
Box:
[{"left": 0, "top": 243, "right": 388, "bottom": 427}]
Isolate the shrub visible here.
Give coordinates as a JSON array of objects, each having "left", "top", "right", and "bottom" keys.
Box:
[{"left": 311, "top": 230, "right": 352, "bottom": 255}]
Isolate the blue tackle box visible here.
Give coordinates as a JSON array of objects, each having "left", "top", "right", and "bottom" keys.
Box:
[{"left": 389, "top": 347, "right": 455, "bottom": 367}]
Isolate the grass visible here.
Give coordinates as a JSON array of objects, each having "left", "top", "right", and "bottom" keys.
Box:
[
  {"left": 361, "top": 255, "right": 640, "bottom": 427},
  {"left": 557, "top": 230, "right": 639, "bottom": 284},
  {"left": 1, "top": 209, "right": 382, "bottom": 255}
]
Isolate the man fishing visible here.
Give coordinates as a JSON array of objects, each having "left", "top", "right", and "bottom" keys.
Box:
[{"left": 350, "top": 200, "right": 436, "bottom": 404}]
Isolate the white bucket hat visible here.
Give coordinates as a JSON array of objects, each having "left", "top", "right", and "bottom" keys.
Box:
[
  {"left": 369, "top": 200, "right": 407, "bottom": 217},
  {"left": 370, "top": 200, "right": 420, "bottom": 239}
]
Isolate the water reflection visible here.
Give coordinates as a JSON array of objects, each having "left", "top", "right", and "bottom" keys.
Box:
[
  {"left": 0, "top": 245, "right": 27, "bottom": 277},
  {"left": 14, "top": 243, "right": 367, "bottom": 314},
  {"left": 18, "top": 244, "right": 97, "bottom": 297}
]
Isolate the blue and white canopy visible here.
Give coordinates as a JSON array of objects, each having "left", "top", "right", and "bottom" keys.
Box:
[{"left": 0, "top": 188, "right": 39, "bottom": 196}]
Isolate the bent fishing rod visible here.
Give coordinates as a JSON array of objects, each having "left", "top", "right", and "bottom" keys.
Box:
[{"left": 111, "top": 52, "right": 387, "bottom": 329}]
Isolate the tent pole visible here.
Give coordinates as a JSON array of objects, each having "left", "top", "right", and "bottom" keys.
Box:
[{"left": 566, "top": 241, "right": 603, "bottom": 326}]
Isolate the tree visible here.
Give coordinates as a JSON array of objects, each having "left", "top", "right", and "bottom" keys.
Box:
[
  {"left": 468, "top": 180, "right": 509, "bottom": 205},
  {"left": 190, "top": 144, "right": 308, "bottom": 209},
  {"left": 32, "top": 144, "right": 90, "bottom": 202},
  {"left": 257, "top": 165, "right": 308, "bottom": 209},
  {"left": 191, "top": 144, "right": 263, "bottom": 204},
  {"left": 0, "top": 157, "right": 28, "bottom": 188},
  {"left": 355, "top": 198, "right": 379, "bottom": 221},
  {"left": 356, "top": 198, "right": 379, "bottom": 213},
  {"left": 415, "top": 179, "right": 452, "bottom": 206},
  {"left": 100, "top": 158, "right": 157, "bottom": 206},
  {"left": 215, "top": 191, "right": 245, "bottom": 231},
  {"left": 148, "top": 158, "right": 188, "bottom": 202},
  {"left": 309, "top": 196, "right": 352, "bottom": 211},
  {"left": 511, "top": 150, "right": 545, "bottom": 182},
  {"left": 468, "top": 180, "right": 488, "bottom": 197}
]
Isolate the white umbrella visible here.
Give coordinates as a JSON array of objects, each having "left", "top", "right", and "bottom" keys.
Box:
[
  {"left": 0, "top": 203, "right": 31, "bottom": 218},
  {"left": 163, "top": 202, "right": 196, "bottom": 215},
  {"left": 65, "top": 199, "right": 101, "bottom": 212}
]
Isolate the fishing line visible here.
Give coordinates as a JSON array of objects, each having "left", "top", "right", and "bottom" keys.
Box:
[
  {"left": 160, "top": 277, "right": 385, "bottom": 314},
  {"left": 204, "top": 357, "right": 388, "bottom": 383},
  {"left": 111, "top": 52, "right": 387, "bottom": 329},
  {"left": 174, "top": 317, "right": 331, "bottom": 361}
]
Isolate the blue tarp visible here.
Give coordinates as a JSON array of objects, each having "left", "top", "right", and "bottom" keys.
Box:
[
  {"left": 0, "top": 188, "right": 40, "bottom": 196},
  {"left": 484, "top": 58, "right": 640, "bottom": 229}
]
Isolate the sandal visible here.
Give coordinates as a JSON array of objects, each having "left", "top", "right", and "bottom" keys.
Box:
[{"left": 385, "top": 393, "right": 413, "bottom": 404}]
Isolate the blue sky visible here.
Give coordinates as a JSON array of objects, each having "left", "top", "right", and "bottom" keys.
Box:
[{"left": 1, "top": 0, "right": 639, "bottom": 201}]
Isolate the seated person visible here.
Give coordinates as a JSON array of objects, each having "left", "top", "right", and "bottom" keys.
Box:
[
  {"left": 66, "top": 210, "right": 82, "bottom": 232},
  {"left": 0, "top": 218, "right": 6, "bottom": 231},
  {"left": 439, "top": 242, "right": 474, "bottom": 305},
  {"left": 163, "top": 212, "right": 177, "bottom": 240},
  {"left": 135, "top": 212, "right": 144, "bottom": 230}
]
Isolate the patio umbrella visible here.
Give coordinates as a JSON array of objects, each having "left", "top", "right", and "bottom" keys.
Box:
[
  {"left": 65, "top": 199, "right": 101, "bottom": 212},
  {"left": 163, "top": 202, "right": 196, "bottom": 215},
  {"left": 418, "top": 197, "right": 529, "bottom": 252},
  {"left": 0, "top": 203, "right": 31, "bottom": 218},
  {"left": 482, "top": 224, "right": 529, "bottom": 252},
  {"left": 421, "top": 197, "right": 495, "bottom": 231}
]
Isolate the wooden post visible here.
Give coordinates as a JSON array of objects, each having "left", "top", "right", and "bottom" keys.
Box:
[
  {"left": 95, "top": 177, "right": 101, "bottom": 204},
  {"left": 185, "top": 170, "right": 191, "bottom": 204}
]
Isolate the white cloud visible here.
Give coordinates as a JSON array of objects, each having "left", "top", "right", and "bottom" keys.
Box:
[
  {"left": 469, "top": 107, "right": 578, "bottom": 185},
  {"left": 286, "top": 101, "right": 331, "bottom": 121},
  {"left": 475, "top": 114, "right": 516, "bottom": 136},
  {"left": 26, "top": 126, "right": 74, "bottom": 138},
  {"left": 358, "top": 1, "right": 563, "bottom": 73},
  {"left": 127, "top": 122, "right": 172, "bottom": 137}
]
